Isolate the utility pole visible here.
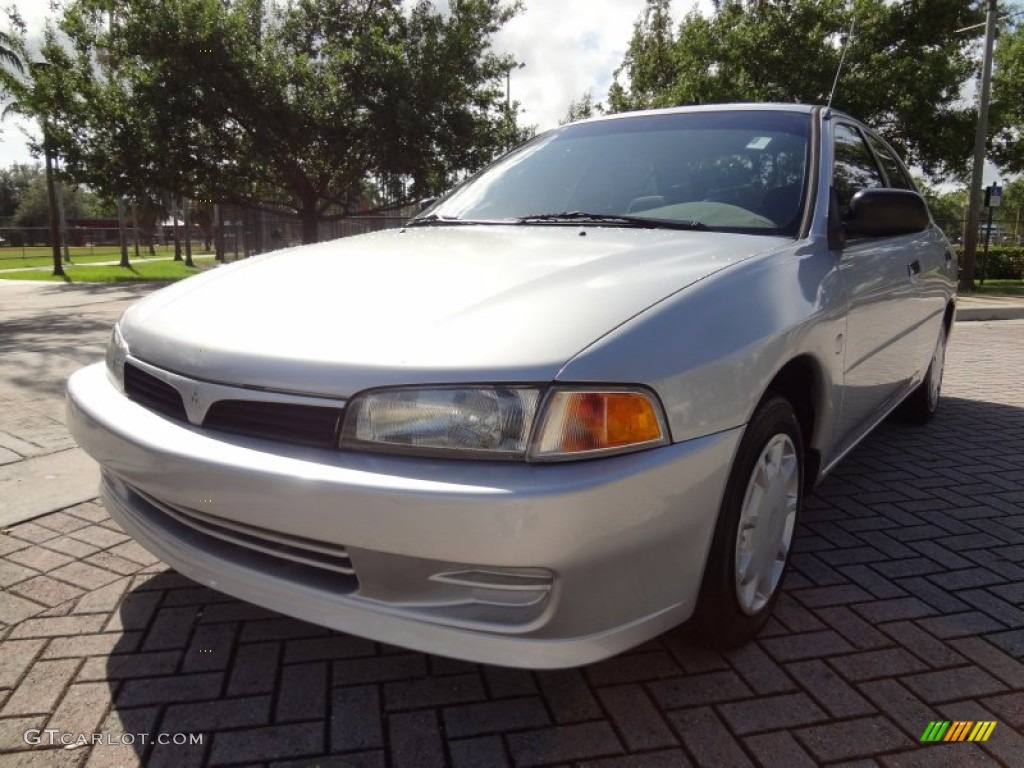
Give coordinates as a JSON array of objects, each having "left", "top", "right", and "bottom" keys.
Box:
[
  {"left": 505, "top": 61, "right": 525, "bottom": 149},
  {"left": 960, "top": 0, "right": 998, "bottom": 292}
]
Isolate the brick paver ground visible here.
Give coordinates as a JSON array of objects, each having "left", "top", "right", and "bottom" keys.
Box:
[{"left": 1, "top": 319, "right": 1022, "bottom": 767}]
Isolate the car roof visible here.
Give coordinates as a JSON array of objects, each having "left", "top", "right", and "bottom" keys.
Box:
[{"left": 573, "top": 102, "right": 827, "bottom": 128}]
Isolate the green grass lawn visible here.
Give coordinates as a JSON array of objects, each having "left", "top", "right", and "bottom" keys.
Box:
[
  {"left": 964, "top": 279, "right": 1024, "bottom": 297},
  {"left": 0, "top": 257, "right": 216, "bottom": 283},
  {"left": 0, "top": 245, "right": 214, "bottom": 270}
]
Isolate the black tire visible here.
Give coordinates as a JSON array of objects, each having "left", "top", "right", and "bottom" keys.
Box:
[
  {"left": 688, "top": 395, "right": 804, "bottom": 649},
  {"left": 898, "top": 323, "right": 947, "bottom": 424}
]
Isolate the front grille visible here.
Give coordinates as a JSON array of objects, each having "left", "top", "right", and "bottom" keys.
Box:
[
  {"left": 123, "top": 361, "right": 344, "bottom": 448},
  {"left": 203, "top": 400, "right": 344, "bottom": 448},
  {"left": 124, "top": 363, "right": 187, "bottom": 421}
]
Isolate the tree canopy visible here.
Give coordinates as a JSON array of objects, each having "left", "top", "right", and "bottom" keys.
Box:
[
  {"left": 991, "top": 21, "right": 1024, "bottom": 175},
  {"left": 608, "top": 0, "right": 985, "bottom": 180},
  {"left": 560, "top": 91, "right": 601, "bottom": 125},
  {"left": 2, "top": 0, "right": 524, "bottom": 244},
  {"left": 12, "top": 168, "right": 105, "bottom": 228},
  {"left": 0, "top": 163, "right": 39, "bottom": 220}
]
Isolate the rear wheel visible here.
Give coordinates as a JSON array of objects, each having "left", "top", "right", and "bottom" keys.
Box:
[
  {"left": 899, "top": 323, "right": 947, "bottom": 424},
  {"left": 689, "top": 395, "right": 803, "bottom": 648}
]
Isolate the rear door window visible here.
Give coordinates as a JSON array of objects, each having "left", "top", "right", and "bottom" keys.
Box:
[
  {"left": 832, "top": 123, "right": 884, "bottom": 216},
  {"left": 865, "top": 134, "right": 916, "bottom": 191}
]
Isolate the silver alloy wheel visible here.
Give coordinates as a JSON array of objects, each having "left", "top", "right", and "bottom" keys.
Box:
[
  {"left": 734, "top": 433, "right": 799, "bottom": 615},
  {"left": 927, "top": 327, "right": 947, "bottom": 411}
]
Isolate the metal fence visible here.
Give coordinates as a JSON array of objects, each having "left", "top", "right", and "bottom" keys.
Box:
[
  {"left": 0, "top": 211, "right": 412, "bottom": 262},
  {"left": 933, "top": 216, "right": 1023, "bottom": 247},
  {"left": 218, "top": 209, "right": 410, "bottom": 256}
]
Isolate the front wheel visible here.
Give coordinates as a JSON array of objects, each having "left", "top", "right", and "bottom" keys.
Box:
[{"left": 688, "top": 395, "right": 803, "bottom": 648}]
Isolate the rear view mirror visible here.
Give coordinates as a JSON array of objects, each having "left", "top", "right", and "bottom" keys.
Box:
[{"left": 845, "top": 189, "right": 930, "bottom": 238}]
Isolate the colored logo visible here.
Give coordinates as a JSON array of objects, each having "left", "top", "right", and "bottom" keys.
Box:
[{"left": 920, "top": 721, "right": 997, "bottom": 743}]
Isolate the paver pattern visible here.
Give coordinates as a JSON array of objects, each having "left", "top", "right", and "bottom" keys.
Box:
[
  {"left": 1, "top": 312, "right": 1022, "bottom": 767},
  {"left": 0, "top": 283, "right": 160, "bottom": 527}
]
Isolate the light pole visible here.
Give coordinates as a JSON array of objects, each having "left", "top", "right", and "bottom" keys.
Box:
[
  {"left": 505, "top": 61, "right": 525, "bottom": 112},
  {"left": 30, "top": 61, "right": 64, "bottom": 278},
  {"left": 505, "top": 61, "right": 525, "bottom": 150}
]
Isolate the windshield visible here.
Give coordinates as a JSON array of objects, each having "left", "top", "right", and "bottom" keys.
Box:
[{"left": 421, "top": 109, "right": 811, "bottom": 235}]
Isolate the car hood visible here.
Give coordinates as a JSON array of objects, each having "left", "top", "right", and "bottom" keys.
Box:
[{"left": 121, "top": 225, "right": 786, "bottom": 396}]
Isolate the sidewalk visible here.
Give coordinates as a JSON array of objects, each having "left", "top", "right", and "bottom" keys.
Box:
[
  {"left": 0, "top": 255, "right": 201, "bottom": 275},
  {"left": 0, "top": 256, "right": 176, "bottom": 274},
  {"left": 956, "top": 294, "right": 1024, "bottom": 321},
  {"left": 0, "top": 282, "right": 162, "bottom": 529}
]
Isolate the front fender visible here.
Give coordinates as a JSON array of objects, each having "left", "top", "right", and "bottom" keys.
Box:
[{"left": 556, "top": 238, "right": 846, "bottom": 452}]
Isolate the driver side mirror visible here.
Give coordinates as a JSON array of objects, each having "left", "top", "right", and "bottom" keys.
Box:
[{"left": 845, "top": 188, "right": 930, "bottom": 238}]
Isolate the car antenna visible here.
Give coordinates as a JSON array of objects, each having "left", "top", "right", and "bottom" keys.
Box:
[{"left": 827, "top": 10, "right": 858, "bottom": 109}]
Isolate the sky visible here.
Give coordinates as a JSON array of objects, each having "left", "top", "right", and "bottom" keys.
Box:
[{"left": 490, "top": 0, "right": 705, "bottom": 131}]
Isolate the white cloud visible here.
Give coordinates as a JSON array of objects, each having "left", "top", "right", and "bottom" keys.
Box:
[
  {"left": 494, "top": 1, "right": 715, "bottom": 131},
  {"left": 493, "top": 0, "right": 654, "bottom": 131}
]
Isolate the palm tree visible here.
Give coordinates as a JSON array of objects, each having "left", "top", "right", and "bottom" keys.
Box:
[
  {"left": 0, "top": 38, "right": 64, "bottom": 275},
  {"left": 0, "top": 30, "right": 23, "bottom": 75}
]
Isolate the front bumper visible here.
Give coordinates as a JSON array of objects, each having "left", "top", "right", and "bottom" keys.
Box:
[{"left": 68, "top": 362, "right": 741, "bottom": 668}]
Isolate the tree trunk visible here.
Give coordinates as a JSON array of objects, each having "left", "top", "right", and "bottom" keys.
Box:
[
  {"left": 131, "top": 199, "right": 140, "bottom": 259},
  {"left": 214, "top": 203, "right": 225, "bottom": 262},
  {"left": 44, "top": 146, "right": 65, "bottom": 277},
  {"left": 301, "top": 205, "right": 319, "bottom": 244},
  {"left": 241, "top": 206, "right": 251, "bottom": 257},
  {"left": 56, "top": 180, "right": 71, "bottom": 263},
  {"left": 183, "top": 198, "right": 194, "bottom": 267},
  {"left": 171, "top": 195, "right": 182, "bottom": 261},
  {"left": 116, "top": 197, "right": 130, "bottom": 267},
  {"left": 254, "top": 208, "right": 264, "bottom": 255}
]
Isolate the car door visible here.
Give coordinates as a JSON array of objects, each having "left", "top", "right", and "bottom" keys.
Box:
[
  {"left": 832, "top": 121, "right": 923, "bottom": 452},
  {"left": 863, "top": 130, "right": 952, "bottom": 374}
]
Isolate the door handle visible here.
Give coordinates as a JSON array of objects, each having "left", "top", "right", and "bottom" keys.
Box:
[{"left": 908, "top": 260, "right": 921, "bottom": 277}]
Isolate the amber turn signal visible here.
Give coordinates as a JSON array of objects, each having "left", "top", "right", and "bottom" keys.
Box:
[{"left": 531, "top": 389, "right": 668, "bottom": 460}]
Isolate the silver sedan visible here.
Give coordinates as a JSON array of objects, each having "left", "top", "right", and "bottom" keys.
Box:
[{"left": 66, "top": 104, "right": 956, "bottom": 668}]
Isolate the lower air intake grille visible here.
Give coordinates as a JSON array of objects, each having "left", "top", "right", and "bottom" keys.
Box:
[
  {"left": 203, "top": 400, "right": 344, "bottom": 448},
  {"left": 120, "top": 481, "right": 359, "bottom": 593},
  {"left": 124, "top": 363, "right": 188, "bottom": 421}
]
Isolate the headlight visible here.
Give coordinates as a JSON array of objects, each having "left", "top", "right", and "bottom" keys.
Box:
[
  {"left": 341, "top": 386, "right": 542, "bottom": 459},
  {"left": 341, "top": 385, "right": 669, "bottom": 461},
  {"left": 105, "top": 324, "right": 129, "bottom": 390}
]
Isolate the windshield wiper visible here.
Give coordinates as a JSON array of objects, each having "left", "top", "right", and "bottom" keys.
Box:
[
  {"left": 407, "top": 214, "right": 471, "bottom": 226},
  {"left": 516, "top": 211, "right": 707, "bottom": 230}
]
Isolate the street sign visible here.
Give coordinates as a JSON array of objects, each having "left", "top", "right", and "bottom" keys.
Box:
[{"left": 984, "top": 183, "right": 1002, "bottom": 208}]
